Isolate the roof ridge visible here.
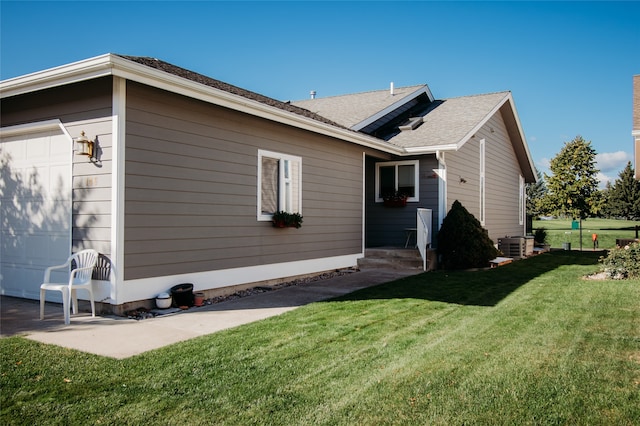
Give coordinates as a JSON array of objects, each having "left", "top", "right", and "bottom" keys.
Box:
[
  {"left": 442, "top": 90, "right": 510, "bottom": 101},
  {"left": 295, "top": 84, "right": 427, "bottom": 101},
  {"left": 115, "top": 54, "right": 347, "bottom": 129}
]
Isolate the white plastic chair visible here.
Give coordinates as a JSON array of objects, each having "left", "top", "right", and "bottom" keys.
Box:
[{"left": 40, "top": 249, "right": 99, "bottom": 325}]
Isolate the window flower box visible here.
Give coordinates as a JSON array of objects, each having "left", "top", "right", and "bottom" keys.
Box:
[
  {"left": 272, "top": 211, "right": 303, "bottom": 228},
  {"left": 382, "top": 192, "right": 408, "bottom": 207}
]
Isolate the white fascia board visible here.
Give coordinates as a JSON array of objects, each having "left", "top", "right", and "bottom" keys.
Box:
[
  {"left": 505, "top": 92, "right": 537, "bottom": 183},
  {"left": 632, "top": 130, "right": 640, "bottom": 136},
  {"left": 0, "top": 54, "right": 114, "bottom": 98},
  {"left": 455, "top": 93, "right": 510, "bottom": 151},
  {"left": 107, "top": 56, "right": 404, "bottom": 155},
  {"left": 0, "top": 53, "right": 403, "bottom": 156},
  {"left": 402, "top": 144, "right": 458, "bottom": 154},
  {"left": 351, "top": 85, "right": 434, "bottom": 132},
  {"left": 452, "top": 92, "right": 537, "bottom": 183},
  {"left": 0, "top": 118, "right": 66, "bottom": 136}
]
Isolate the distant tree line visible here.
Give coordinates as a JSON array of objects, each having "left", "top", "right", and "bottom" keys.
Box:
[{"left": 527, "top": 135, "right": 640, "bottom": 221}]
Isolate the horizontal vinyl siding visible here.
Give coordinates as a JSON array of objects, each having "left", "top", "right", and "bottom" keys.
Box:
[
  {"left": 483, "top": 114, "right": 524, "bottom": 240},
  {"left": 124, "top": 83, "right": 364, "bottom": 280},
  {"left": 447, "top": 137, "right": 481, "bottom": 219},
  {"left": 446, "top": 113, "right": 524, "bottom": 243}
]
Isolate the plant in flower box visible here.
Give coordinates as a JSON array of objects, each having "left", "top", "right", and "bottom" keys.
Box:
[
  {"left": 272, "top": 211, "right": 303, "bottom": 228},
  {"left": 382, "top": 191, "right": 408, "bottom": 207}
]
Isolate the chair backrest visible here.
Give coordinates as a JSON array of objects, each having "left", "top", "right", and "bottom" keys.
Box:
[{"left": 70, "top": 249, "right": 99, "bottom": 285}]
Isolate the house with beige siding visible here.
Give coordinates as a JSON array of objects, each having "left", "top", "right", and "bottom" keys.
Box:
[{"left": 1, "top": 54, "right": 535, "bottom": 314}]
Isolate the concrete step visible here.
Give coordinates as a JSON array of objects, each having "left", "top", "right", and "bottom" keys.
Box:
[{"left": 358, "top": 248, "right": 423, "bottom": 270}]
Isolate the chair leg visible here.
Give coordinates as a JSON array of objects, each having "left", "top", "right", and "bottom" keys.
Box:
[
  {"left": 40, "top": 288, "right": 46, "bottom": 320},
  {"left": 62, "top": 289, "right": 70, "bottom": 325},
  {"left": 88, "top": 289, "right": 96, "bottom": 318},
  {"left": 71, "top": 289, "right": 78, "bottom": 315}
]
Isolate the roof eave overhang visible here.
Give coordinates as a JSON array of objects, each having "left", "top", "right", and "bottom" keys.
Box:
[
  {"left": 402, "top": 144, "right": 458, "bottom": 154},
  {"left": 0, "top": 54, "right": 115, "bottom": 98},
  {"left": 1, "top": 54, "right": 404, "bottom": 156},
  {"left": 451, "top": 92, "right": 537, "bottom": 183}
]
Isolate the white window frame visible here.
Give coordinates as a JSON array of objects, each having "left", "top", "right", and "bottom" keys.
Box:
[
  {"left": 375, "top": 160, "right": 420, "bottom": 202},
  {"left": 479, "top": 139, "right": 486, "bottom": 225},
  {"left": 257, "top": 150, "right": 302, "bottom": 221}
]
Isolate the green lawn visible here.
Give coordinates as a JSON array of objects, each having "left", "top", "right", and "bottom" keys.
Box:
[
  {"left": 2, "top": 251, "right": 639, "bottom": 425},
  {"left": 533, "top": 218, "right": 640, "bottom": 249}
]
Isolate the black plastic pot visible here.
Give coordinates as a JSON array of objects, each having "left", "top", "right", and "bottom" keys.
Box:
[{"left": 171, "top": 283, "right": 194, "bottom": 307}]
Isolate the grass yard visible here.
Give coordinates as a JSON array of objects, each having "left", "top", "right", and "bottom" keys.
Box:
[
  {"left": 2, "top": 251, "right": 639, "bottom": 425},
  {"left": 533, "top": 218, "right": 640, "bottom": 249}
]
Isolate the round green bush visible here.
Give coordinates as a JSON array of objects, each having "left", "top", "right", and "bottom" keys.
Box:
[{"left": 599, "top": 242, "right": 640, "bottom": 279}]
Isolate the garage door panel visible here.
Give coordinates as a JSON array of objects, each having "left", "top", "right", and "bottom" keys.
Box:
[
  {"left": 1, "top": 232, "right": 24, "bottom": 260},
  {"left": 25, "top": 136, "right": 47, "bottom": 159},
  {"left": 1, "top": 127, "right": 71, "bottom": 301}
]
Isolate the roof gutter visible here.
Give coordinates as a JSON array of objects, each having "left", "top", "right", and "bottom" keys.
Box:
[
  {"left": 1, "top": 54, "right": 405, "bottom": 156},
  {"left": 0, "top": 54, "right": 115, "bottom": 98}
]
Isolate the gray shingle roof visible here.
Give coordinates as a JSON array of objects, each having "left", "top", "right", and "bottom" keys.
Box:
[
  {"left": 115, "top": 56, "right": 524, "bottom": 172},
  {"left": 292, "top": 85, "right": 427, "bottom": 129},
  {"left": 296, "top": 87, "right": 510, "bottom": 150},
  {"left": 390, "top": 91, "right": 510, "bottom": 149},
  {"left": 117, "top": 55, "right": 346, "bottom": 129}
]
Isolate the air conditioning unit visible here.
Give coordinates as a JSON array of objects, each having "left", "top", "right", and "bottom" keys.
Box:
[{"left": 498, "top": 236, "right": 533, "bottom": 259}]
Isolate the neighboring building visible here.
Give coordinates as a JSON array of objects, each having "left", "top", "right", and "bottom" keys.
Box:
[
  {"left": 634, "top": 75, "right": 640, "bottom": 179},
  {"left": 1, "top": 54, "right": 536, "bottom": 313}
]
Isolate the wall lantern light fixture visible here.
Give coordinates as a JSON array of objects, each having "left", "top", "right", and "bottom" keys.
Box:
[{"left": 75, "top": 131, "right": 95, "bottom": 159}]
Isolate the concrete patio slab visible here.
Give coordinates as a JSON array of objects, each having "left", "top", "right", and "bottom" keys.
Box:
[{"left": 1, "top": 268, "right": 420, "bottom": 359}]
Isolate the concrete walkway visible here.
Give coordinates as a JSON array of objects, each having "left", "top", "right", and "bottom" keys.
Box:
[{"left": 0, "top": 268, "right": 420, "bottom": 359}]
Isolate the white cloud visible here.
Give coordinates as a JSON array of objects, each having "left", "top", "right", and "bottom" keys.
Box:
[
  {"left": 597, "top": 172, "right": 613, "bottom": 189},
  {"left": 595, "top": 151, "right": 631, "bottom": 172},
  {"left": 595, "top": 151, "right": 632, "bottom": 189},
  {"left": 537, "top": 157, "right": 551, "bottom": 170}
]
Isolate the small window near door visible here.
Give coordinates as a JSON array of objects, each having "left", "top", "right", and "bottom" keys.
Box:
[
  {"left": 375, "top": 160, "right": 419, "bottom": 202},
  {"left": 258, "top": 150, "right": 302, "bottom": 220}
]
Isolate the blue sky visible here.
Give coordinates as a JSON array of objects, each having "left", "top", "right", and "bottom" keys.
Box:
[{"left": 2, "top": 1, "right": 639, "bottom": 186}]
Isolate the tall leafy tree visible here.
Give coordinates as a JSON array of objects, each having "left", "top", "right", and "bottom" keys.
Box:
[
  {"left": 543, "top": 135, "right": 601, "bottom": 219},
  {"left": 543, "top": 136, "right": 602, "bottom": 249},
  {"left": 607, "top": 162, "right": 640, "bottom": 220}
]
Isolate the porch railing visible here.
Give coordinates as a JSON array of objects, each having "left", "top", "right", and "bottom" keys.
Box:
[{"left": 417, "top": 208, "right": 432, "bottom": 271}]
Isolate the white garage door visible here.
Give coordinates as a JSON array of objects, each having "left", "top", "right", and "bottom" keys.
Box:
[{"left": 1, "top": 124, "right": 72, "bottom": 301}]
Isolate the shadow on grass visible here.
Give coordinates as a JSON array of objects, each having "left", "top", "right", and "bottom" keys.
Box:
[{"left": 333, "top": 250, "right": 604, "bottom": 307}]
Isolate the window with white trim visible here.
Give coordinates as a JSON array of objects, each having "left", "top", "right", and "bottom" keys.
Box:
[
  {"left": 258, "top": 150, "right": 302, "bottom": 220},
  {"left": 479, "top": 139, "right": 486, "bottom": 225},
  {"left": 375, "top": 160, "right": 419, "bottom": 202}
]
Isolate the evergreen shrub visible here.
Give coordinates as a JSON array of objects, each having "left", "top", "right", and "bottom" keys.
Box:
[{"left": 437, "top": 200, "right": 499, "bottom": 270}]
